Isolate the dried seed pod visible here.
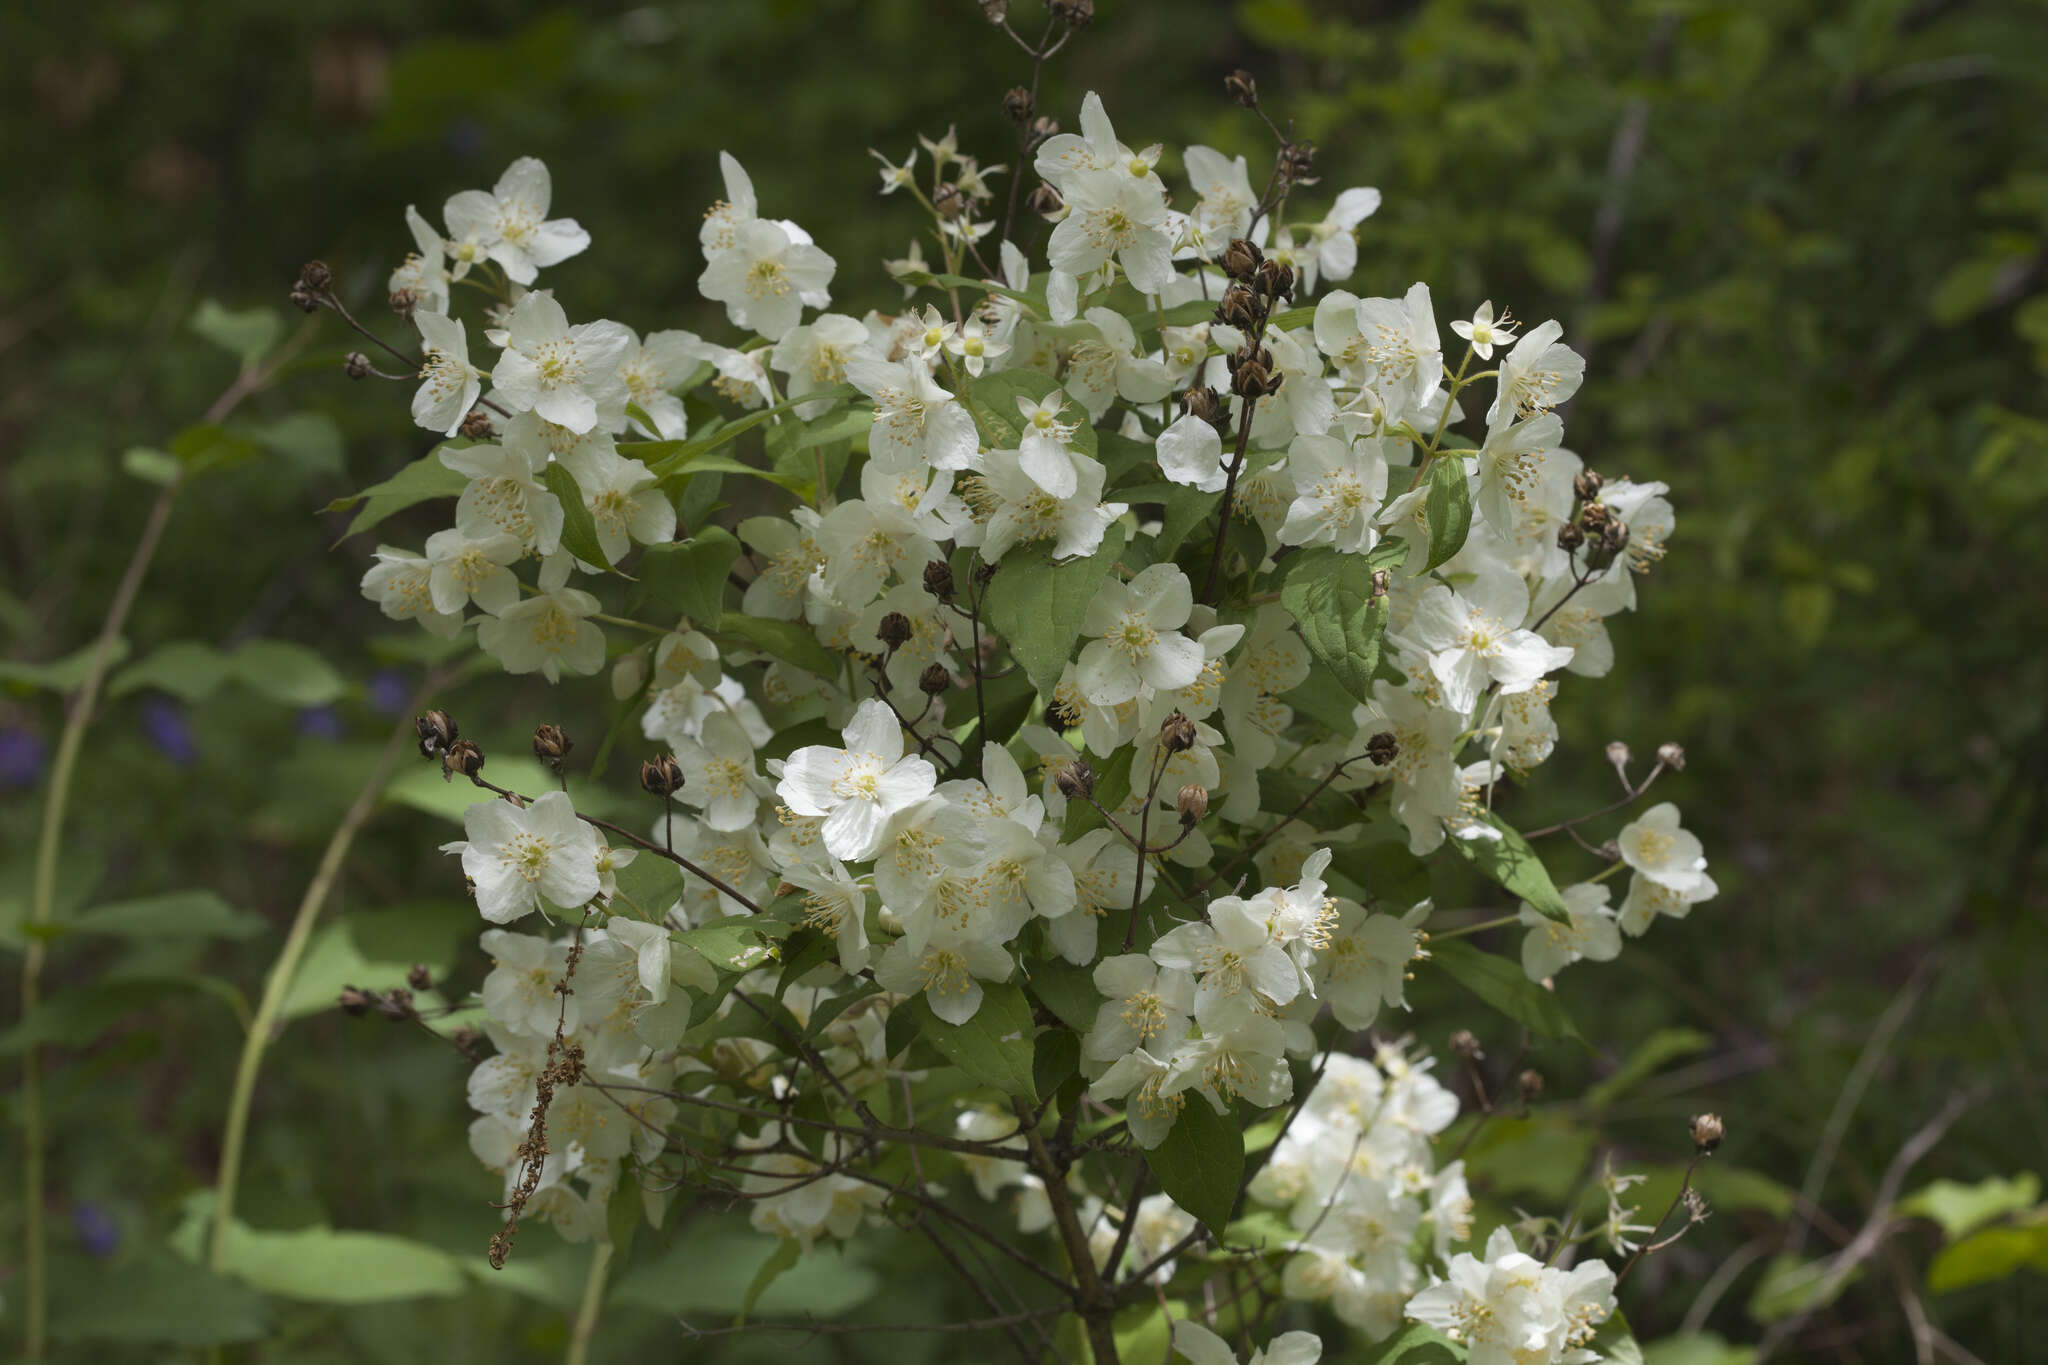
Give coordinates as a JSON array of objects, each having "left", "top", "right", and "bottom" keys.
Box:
[
  {"left": 1224, "top": 69, "right": 1259, "bottom": 108},
  {"left": 876, "top": 611, "right": 915, "bottom": 651},
  {"left": 1176, "top": 783, "right": 1209, "bottom": 827},
  {"left": 1053, "top": 759, "right": 1096, "bottom": 800},
  {"left": 415, "top": 709, "right": 460, "bottom": 757},
  {"left": 1690, "top": 1112, "right": 1725, "bottom": 1155},
  {"left": 640, "top": 753, "right": 686, "bottom": 797},
  {"left": 918, "top": 662, "right": 952, "bottom": 696},
  {"left": 1366, "top": 730, "right": 1399, "bottom": 767},
  {"left": 1220, "top": 237, "right": 1263, "bottom": 282},
  {"left": 440, "top": 739, "right": 485, "bottom": 782},
  {"left": 343, "top": 351, "right": 372, "bottom": 379},
  {"left": 923, "top": 558, "right": 956, "bottom": 600},
  {"left": 533, "top": 723, "right": 573, "bottom": 772},
  {"left": 1160, "top": 711, "right": 1198, "bottom": 754},
  {"left": 1003, "top": 85, "right": 1033, "bottom": 124},
  {"left": 459, "top": 409, "right": 495, "bottom": 440}
]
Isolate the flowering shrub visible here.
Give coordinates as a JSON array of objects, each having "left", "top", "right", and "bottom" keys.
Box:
[{"left": 312, "top": 22, "right": 1720, "bottom": 1361}]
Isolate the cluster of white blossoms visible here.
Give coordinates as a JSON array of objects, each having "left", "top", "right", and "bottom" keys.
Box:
[{"left": 344, "top": 82, "right": 1709, "bottom": 1364}]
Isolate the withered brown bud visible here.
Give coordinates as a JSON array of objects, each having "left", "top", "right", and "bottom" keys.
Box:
[
  {"left": 1371, "top": 568, "right": 1391, "bottom": 598},
  {"left": 640, "top": 753, "right": 686, "bottom": 797},
  {"left": 1603, "top": 520, "right": 1631, "bottom": 556},
  {"left": 1047, "top": 0, "right": 1093, "bottom": 26},
  {"left": 1180, "top": 384, "right": 1227, "bottom": 430},
  {"left": 1518, "top": 1068, "right": 1546, "bottom": 1103},
  {"left": 1230, "top": 349, "right": 1280, "bottom": 399},
  {"left": 406, "top": 963, "right": 433, "bottom": 992},
  {"left": 1366, "top": 730, "right": 1399, "bottom": 767},
  {"left": 974, "top": 560, "right": 999, "bottom": 587},
  {"left": 1176, "top": 783, "right": 1209, "bottom": 827},
  {"left": 1053, "top": 759, "right": 1095, "bottom": 800},
  {"left": 923, "top": 558, "right": 956, "bottom": 600},
  {"left": 441, "top": 739, "right": 485, "bottom": 782},
  {"left": 1690, "top": 1112, "right": 1725, "bottom": 1155},
  {"left": 1027, "top": 181, "right": 1064, "bottom": 218},
  {"left": 459, "top": 409, "right": 495, "bottom": 441},
  {"left": 533, "top": 723, "right": 573, "bottom": 772},
  {"left": 451, "top": 1026, "right": 485, "bottom": 1061},
  {"left": 1684, "top": 1188, "right": 1713, "bottom": 1223},
  {"left": 1220, "top": 237, "right": 1263, "bottom": 282},
  {"left": 1606, "top": 740, "right": 1632, "bottom": 771},
  {"left": 932, "top": 181, "right": 964, "bottom": 221},
  {"left": 415, "top": 709, "right": 458, "bottom": 758},
  {"left": 296, "top": 260, "right": 333, "bottom": 296},
  {"left": 289, "top": 285, "right": 321, "bottom": 314},
  {"left": 338, "top": 985, "right": 375, "bottom": 1017},
  {"left": 876, "top": 611, "right": 915, "bottom": 651},
  {"left": 1217, "top": 282, "right": 1263, "bottom": 330},
  {"left": 388, "top": 288, "right": 418, "bottom": 320},
  {"left": 979, "top": 0, "right": 1009, "bottom": 20},
  {"left": 1003, "top": 85, "right": 1034, "bottom": 124},
  {"left": 1449, "top": 1029, "right": 1484, "bottom": 1061},
  {"left": 1556, "top": 521, "right": 1586, "bottom": 553},
  {"left": 1254, "top": 257, "right": 1295, "bottom": 302},
  {"left": 1579, "top": 501, "right": 1612, "bottom": 534},
  {"left": 344, "top": 351, "right": 372, "bottom": 379},
  {"left": 1280, "top": 140, "right": 1318, "bottom": 182},
  {"left": 1573, "top": 469, "right": 1604, "bottom": 503},
  {"left": 375, "top": 988, "right": 416, "bottom": 1021},
  {"left": 1657, "top": 741, "right": 1687, "bottom": 771},
  {"left": 1224, "top": 69, "right": 1259, "bottom": 108},
  {"left": 918, "top": 662, "right": 952, "bottom": 696},
  {"left": 1160, "top": 711, "right": 1199, "bottom": 754}
]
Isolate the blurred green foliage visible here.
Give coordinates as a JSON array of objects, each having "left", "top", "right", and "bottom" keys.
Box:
[{"left": 3, "top": 0, "right": 2044, "bottom": 1360}]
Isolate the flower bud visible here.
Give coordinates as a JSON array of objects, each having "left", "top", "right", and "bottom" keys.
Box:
[
  {"left": 918, "top": 662, "right": 952, "bottom": 696},
  {"left": 388, "top": 288, "right": 418, "bottom": 320},
  {"left": 459, "top": 409, "right": 495, "bottom": 441},
  {"left": 441, "top": 739, "right": 485, "bottom": 782},
  {"left": 876, "top": 611, "right": 915, "bottom": 651},
  {"left": 932, "top": 182, "right": 964, "bottom": 221},
  {"left": 1027, "top": 181, "right": 1065, "bottom": 218},
  {"left": 1657, "top": 741, "right": 1687, "bottom": 771},
  {"left": 338, "top": 985, "right": 375, "bottom": 1017},
  {"left": 1003, "top": 85, "right": 1033, "bottom": 124},
  {"left": 1160, "top": 711, "right": 1198, "bottom": 754},
  {"left": 406, "top": 963, "right": 433, "bottom": 992},
  {"left": 1180, "top": 384, "right": 1227, "bottom": 430},
  {"left": 1054, "top": 759, "right": 1095, "bottom": 801},
  {"left": 640, "top": 753, "right": 686, "bottom": 797},
  {"left": 1366, "top": 730, "right": 1399, "bottom": 767},
  {"left": 343, "top": 351, "right": 372, "bottom": 379},
  {"left": 923, "top": 558, "right": 955, "bottom": 600},
  {"left": 1690, "top": 1112, "right": 1725, "bottom": 1155},
  {"left": 1449, "top": 1029, "right": 1484, "bottom": 1061},
  {"left": 1176, "top": 783, "right": 1209, "bottom": 827},
  {"left": 1606, "top": 740, "right": 1631, "bottom": 772},
  {"left": 1220, "top": 237, "right": 1263, "bottom": 282},
  {"left": 415, "top": 709, "right": 458, "bottom": 758},
  {"left": 1518, "top": 1068, "right": 1545, "bottom": 1103},
  {"left": 1224, "top": 69, "right": 1259, "bottom": 108},
  {"left": 533, "top": 723, "right": 573, "bottom": 772},
  {"left": 1217, "top": 282, "right": 1263, "bottom": 330},
  {"left": 1254, "top": 257, "right": 1295, "bottom": 302},
  {"left": 1573, "top": 469, "right": 1604, "bottom": 503}
]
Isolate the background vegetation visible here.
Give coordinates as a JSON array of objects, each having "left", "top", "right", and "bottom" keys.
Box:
[{"left": 4, "top": 0, "right": 2043, "bottom": 1360}]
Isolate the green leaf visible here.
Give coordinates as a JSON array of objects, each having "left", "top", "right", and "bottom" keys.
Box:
[
  {"left": 983, "top": 522, "right": 1129, "bottom": 699},
  {"left": 325, "top": 449, "right": 471, "bottom": 540},
  {"left": 122, "top": 446, "right": 182, "bottom": 485},
  {"left": 1117, "top": 480, "right": 1221, "bottom": 562},
  {"left": 277, "top": 903, "right": 464, "bottom": 1020},
  {"left": 190, "top": 299, "right": 281, "bottom": 370},
  {"left": 1032, "top": 1026, "right": 1080, "bottom": 1100},
  {"left": 1279, "top": 546, "right": 1390, "bottom": 708},
  {"left": 229, "top": 639, "right": 347, "bottom": 706},
  {"left": 66, "top": 890, "right": 267, "bottom": 941},
  {"left": 0, "top": 638, "right": 130, "bottom": 694},
  {"left": 1584, "top": 1027, "right": 1713, "bottom": 1110},
  {"left": 1025, "top": 957, "right": 1101, "bottom": 1033},
  {"left": 0, "top": 976, "right": 245, "bottom": 1053},
  {"left": 1423, "top": 454, "right": 1473, "bottom": 570},
  {"left": 109, "top": 640, "right": 234, "bottom": 701},
  {"left": 1641, "top": 1333, "right": 1757, "bottom": 1365},
  {"left": 542, "top": 460, "right": 615, "bottom": 571},
  {"left": 1748, "top": 1251, "right": 1860, "bottom": 1324},
  {"left": 177, "top": 1202, "right": 468, "bottom": 1305},
  {"left": 639, "top": 529, "right": 740, "bottom": 626},
  {"left": 50, "top": 1254, "right": 271, "bottom": 1347},
  {"left": 1447, "top": 812, "right": 1570, "bottom": 922},
  {"left": 1927, "top": 1220, "right": 2048, "bottom": 1293},
  {"left": 1430, "top": 938, "right": 1581, "bottom": 1039},
  {"left": 1899, "top": 1173, "right": 2043, "bottom": 1242},
  {"left": 1355, "top": 1321, "right": 1467, "bottom": 1363},
  {"left": 635, "top": 384, "right": 856, "bottom": 478},
  {"left": 247, "top": 412, "right": 344, "bottom": 475},
  {"left": 739, "top": 1239, "right": 801, "bottom": 1324},
  {"left": 909, "top": 981, "right": 1038, "bottom": 1099},
  {"left": 1144, "top": 1098, "right": 1244, "bottom": 1236},
  {"left": 717, "top": 613, "right": 844, "bottom": 678},
  {"left": 611, "top": 1229, "right": 880, "bottom": 1317}
]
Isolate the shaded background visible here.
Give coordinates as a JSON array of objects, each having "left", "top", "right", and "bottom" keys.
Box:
[{"left": 4, "top": 0, "right": 2044, "bottom": 1360}]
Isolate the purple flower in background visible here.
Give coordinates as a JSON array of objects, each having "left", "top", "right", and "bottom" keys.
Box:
[
  {"left": 298, "top": 705, "right": 346, "bottom": 742},
  {"left": 72, "top": 1201, "right": 120, "bottom": 1260},
  {"left": 139, "top": 696, "right": 199, "bottom": 767},
  {"left": 0, "top": 725, "right": 46, "bottom": 788},
  {"left": 365, "top": 668, "right": 411, "bottom": 716}
]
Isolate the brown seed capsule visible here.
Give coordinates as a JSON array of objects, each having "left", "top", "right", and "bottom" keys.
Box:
[
  {"left": 1220, "top": 237, "right": 1263, "bottom": 282},
  {"left": 343, "top": 351, "right": 371, "bottom": 379},
  {"left": 407, "top": 963, "right": 433, "bottom": 992},
  {"left": 416, "top": 710, "right": 458, "bottom": 758},
  {"left": 533, "top": 723, "right": 573, "bottom": 772},
  {"left": 459, "top": 409, "right": 495, "bottom": 441},
  {"left": 918, "top": 662, "right": 952, "bottom": 696},
  {"left": 289, "top": 285, "right": 321, "bottom": 314},
  {"left": 375, "top": 987, "right": 416, "bottom": 1021},
  {"left": 337, "top": 985, "right": 375, "bottom": 1017},
  {"left": 1230, "top": 349, "right": 1278, "bottom": 399},
  {"left": 1048, "top": 0, "right": 1093, "bottom": 26},
  {"left": 1366, "top": 730, "right": 1399, "bottom": 767},
  {"left": 441, "top": 739, "right": 485, "bottom": 782},
  {"left": 1027, "top": 181, "right": 1064, "bottom": 218},
  {"left": 1254, "top": 257, "right": 1295, "bottom": 302},
  {"left": 974, "top": 560, "right": 999, "bottom": 587},
  {"left": 1690, "top": 1112, "right": 1725, "bottom": 1155},
  {"left": 1657, "top": 742, "right": 1687, "bottom": 771},
  {"left": 1180, "top": 384, "right": 1227, "bottom": 430},
  {"left": 1449, "top": 1029, "right": 1484, "bottom": 1061},
  {"left": 1579, "top": 501, "right": 1612, "bottom": 534},
  {"left": 979, "top": 0, "right": 1009, "bottom": 20},
  {"left": 388, "top": 288, "right": 418, "bottom": 320},
  {"left": 1160, "top": 711, "right": 1198, "bottom": 754},
  {"left": 298, "top": 260, "right": 334, "bottom": 293},
  {"left": 923, "top": 558, "right": 955, "bottom": 600},
  {"left": 933, "top": 181, "right": 964, "bottom": 221},
  {"left": 1518, "top": 1068, "right": 1545, "bottom": 1103},
  {"left": 1573, "top": 470, "right": 1604, "bottom": 503},
  {"left": 876, "top": 611, "right": 915, "bottom": 651},
  {"left": 1003, "top": 85, "right": 1033, "bottom": 124},
  {"left": 1606, "top": 740, "right": 1632, "bottom": 771},
  {"left": 1224, "top": 69, "right": 1259, "bottom": 108},
  {"left": 1280, "top": 140, "right": 1318, "bottom": 183},
  {"left": 640, "top": 753, "right": 686, "bottom": 797},
  {"left": 1176, "top": 783, "right": 1209, "bottom": 827},
  {"left": 1054, "top": 759, "right": 1096, "bottom": 800},
  {"left": 450, "top": 1025, "right": 485, "bottom": 1061},
  {"left": 1217, "top": 282, "right": 1263, "bottom": 331},
  {"left": 1556, "top": 521, "right": 1586, "bottom": 552}
]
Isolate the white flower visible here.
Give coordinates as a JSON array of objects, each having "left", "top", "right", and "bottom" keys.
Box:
[
  {"left": 1076, "top": 564, "right": 1205, "bottom": 706},
  {"left": 847, "top": 355, "right": 979, "bottom": 473},
  {"left": 390, "top": 204, "right": 451, "bottom": 316},
  {"left": 1618, "top": 865, "right": 1718, "bottom": 937},
  {"left": 614, "top": 328, "right": 705, "bottom": 440},
  {"left": 1048, "top": 168, "right": 1174, "bottom": 296},
  {"left": 1277, "top": 433, "right": 1390, "bottom": 554},
  {"left": 361, "top": 545, "right": 464, "bottom": 638},
  {"left": 945, "top": 315, "right": 1008, "bottom": 377},
  {"left": 1475, "top": 413, "right": 1562, "bottom": 534},
  {"left": 476, "top": 583, "right": 606, "bottom": 682},
  {"left": 777, "top": 698, "right": 939, "bottom": 862},
  {"left": 1405, "top": 1227, "right": 1613, "bottom": 1365},
  {"left": 1156, "top": 413, "right": 1227, "bottom": 492},
  {"left": 1088, "top": 1048, "right": 1182, "bottom": 1149},
  {"left": 1450, "top": 300, "right": 1517, "bottom": 360},
  {"left": 1065, "top": 307, "right": 1173, "bottom": 421},
  {"left": 442, "top": 419, "right": 566, "bottom": 555},
  {"left": 698, "top": 217, "right": 837, "bottom": 342},
  {"left": 782, "top": 859, "right": 871, "bottom": 973},
  {"left": 487, "top": 292, "right": 632, "bottom": 434},
  {"left": 1486, "top": 320, "right": 1585, "bottom": 434},
  {"left": 771, "top": 312, "right": 872, "bottom": 420},
  {"left": 1183, "top": 144, "right": 1258, "bottom": 242},
  {"left": 1355, "top": 282, "right": 1444, "bottom": 420},
  {"left": 424, "top": 527, "right": 522, "bottom": 616},
  {"left": 1314, "top": 899, "right": 1431, "bottom": 1028},
  {"left": 446, "top": 791, "right": 603, "bottom": 924},
  {"left": 411, "top": 310, "right": 483, "bottom": 437},
  {"left": 1016, "top": 392, "right": 1083, "bottom": 497},
  {"left": 973, "top": 449, "right": 1125, "bottom": 563},
  {"left": 557, "top": 441, "right": 676, "bottom": 563},
  {"left": 873, "top": 916, "right": 1014, "bottom": 1026},
  {"left": 1519, "top": 882, "right": 1623, "bottom": 981},
  {"left": 672, "top": 710, "right": 772, "bottom": 832},
  {"left": 1405, "top": 569, "right": 1576, "bottom": 714},
  {"left": 1172, "top": 1320, "right": 1322, "bottom": 1365},
  {"left": 602, "top": 917, "right": 675, "bottom": 1005},
  {"left": 1084, "top": 955, "right": 1196, "bottom": 1063},
  {"left": 1152, "top": 896, "right": 1301, "bottom": 1015},
  {"left": 1615, "top": 802, "right": 1713, "bottom": 896},
  {"left": 1303, "top": 185, "right": 1381, "bottom": 288},
  {"left": 869, "top": 146, "right": 916, "bottom": 195},
  {"left": 441, "top": 157, "right": 591, "bottom": 285},
  {"left": 699, "top": 151, "right": 758, "bottom": 258}
]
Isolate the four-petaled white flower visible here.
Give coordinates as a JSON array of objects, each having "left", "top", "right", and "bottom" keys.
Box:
[
  {"left": 1616, "top": 803, "right": 1713, "bottom": 896},
  {"left": 446, "top": 791, "right": 603, "bottom": 924},
  {"left": 442, "top": 157, "right": 591, "bottom": 286},
  {"left": 778, "top": 699, "right": 939, "bottom": 862},
  {"left": 1405, "top": 569, "right": 1576, "bottom": 714},
  {"left": 487, "top": 292, "right": 632, "bottom": 434},
  {"left": 1049, "top": 168, "right": 1174, "bottom": 296},
  {"left": 411, "top": 311, "right": 483, "bottom": 437},
  {"left": 1451, "top": 299, "right": 1516, "bottom": 360},
  {"left": 1076, "top": 564, "right": 1205, "bottom": 706},
  {"left": 1278, "top": 433, "right": 1390, "bottom": 554},
  {"left": 698, "top": 218, "right": 837, "bottom": 342}
]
